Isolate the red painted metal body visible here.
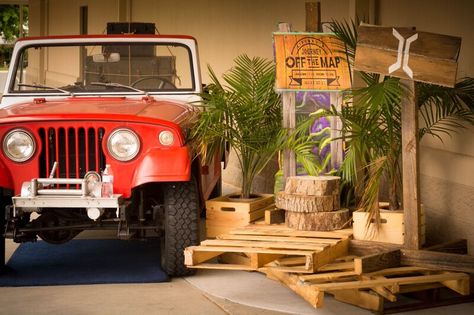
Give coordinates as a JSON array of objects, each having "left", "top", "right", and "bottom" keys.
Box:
[{"left": 0, "top": 96, "right": 198, "bottom": 198}]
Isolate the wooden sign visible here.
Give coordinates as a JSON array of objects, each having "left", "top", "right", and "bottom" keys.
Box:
[
  {"left": 353, "top": 24, "right": 463, "bottom": 250},
  {"left": 354, "top": 24, "right": 461, "bottom": 87},
  {"left": 274, "top": 33, "right": 351, "bottom": 91}
]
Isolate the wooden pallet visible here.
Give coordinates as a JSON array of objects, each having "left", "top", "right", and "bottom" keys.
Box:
[
  {"left": 263, "top": 259, "right": 470, "bottom": 311},
  {"left": 185, "top": 224, "right": 351, "bottom": 273},
  {"left": 186, "top": 222, "right": 472, "bottom": 312}
]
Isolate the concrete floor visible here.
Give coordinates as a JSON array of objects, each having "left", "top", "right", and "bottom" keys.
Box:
[
  {"left": 1, "top": 238, "right": 474, "bottom": 315},
  {"left": 0, "top": 238, "right": 289, "bottom": 315}
]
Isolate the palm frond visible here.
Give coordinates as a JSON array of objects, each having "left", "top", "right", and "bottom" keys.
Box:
[
  {"left": 323, "top": 19, "right": 474, "bottom": 218},
  {"left": 192, "top": 54, "right": 323, "bottom": 198},
  {"left": 327, "top": 19, "right": 357, "bottom": 61},
  {"left": 418, "top": 78, "right": 474, "bottom": 140}
]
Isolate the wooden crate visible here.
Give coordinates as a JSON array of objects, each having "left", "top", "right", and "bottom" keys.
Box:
[
  {"left": 205, "top": 194, "right": 274, "bottom": 237},
  {"left": 353, "top": 210, "right": 405, "bottom": 244},
  {"left": 353, "top": 207, "right": 425, "bottom": 245}
]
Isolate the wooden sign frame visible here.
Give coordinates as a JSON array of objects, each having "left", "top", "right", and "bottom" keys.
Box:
[
  {"left": 354, "top": 24, "right": 461, "bottom": 249},
  {"left": 355, "top": 24, "right": 461, "bottom": 87}
]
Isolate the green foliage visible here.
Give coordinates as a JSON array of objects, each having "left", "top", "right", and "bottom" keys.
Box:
[
  {"left": 0, "top": 5, "right": 28, "bottom": 42},
  {"left": 325, "top": 20, "right": 474, "bottom": 219},
  {"left": 0, "top": 45, "right": 13, "bottom": 67},
  {"left": 191, "top": 55, "right": 326, "bottom": 198},
  {"left": 418, "top": 78, "right": 474, "bottom": 140}
]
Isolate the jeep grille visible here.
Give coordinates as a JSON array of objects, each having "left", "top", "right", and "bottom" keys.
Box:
[{"left": 38, "top": 127, "right": 106, "bottom": 179}]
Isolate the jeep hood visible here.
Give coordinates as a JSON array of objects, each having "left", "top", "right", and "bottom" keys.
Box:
[{"left": 0, "top": 97, "right": 199, "bottom": 126}]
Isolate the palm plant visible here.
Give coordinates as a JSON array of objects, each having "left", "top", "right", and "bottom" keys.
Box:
[
  {"left": 191, "top": 54, "right": 324, "bottom": 199},
  {"left": 318, "top": 20, "right": 474, "bottom": 221}
]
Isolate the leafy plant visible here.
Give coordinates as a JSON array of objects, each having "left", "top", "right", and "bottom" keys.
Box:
[
  {"left": 0, "top": 5, "right": 28, "bottom": 42},
  {"left": 320, "top": 20, "right": 474, "bottom": 221},
  {"left": 191, "top": 54, "right": 325, "bottom": 199}
]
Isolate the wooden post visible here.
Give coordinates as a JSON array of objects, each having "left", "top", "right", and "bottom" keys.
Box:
[
  {"left": 401, "top": 79, "right": 421, "bottom": 249},
  {"left": 278, "top": 22, "right": 297, "bottom": 181},
  {"left": 354, "top": 25, "right": 461, "bottom": 249},
  {"left": 330, "top": 93, "right": 343, "bottom": 170},
  {"left": 305, "top": 2, "right": 321, "bottom": 32}
]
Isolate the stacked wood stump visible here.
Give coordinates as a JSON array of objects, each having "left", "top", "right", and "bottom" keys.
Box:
[{"left": 276, "top": 176, "right": 350, "bottom": 231}]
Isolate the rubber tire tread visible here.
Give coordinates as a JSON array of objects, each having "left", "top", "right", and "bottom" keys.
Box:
[
  {"left": 0, "top": 188, "right": 6, "bottom": 269},
  {"left": 162, "top": 178, "right": 199, "bottom": 277}
]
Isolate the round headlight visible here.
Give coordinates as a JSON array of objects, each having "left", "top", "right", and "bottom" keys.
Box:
[
  {"left": 159, "top": 130, "right": 174, "bottom": 146},
  {"left": 107, "top": 129, "right": 140, "bottom": 161},
  {"left": 3, "top": 129, "right": 36, "bottom": 162}
]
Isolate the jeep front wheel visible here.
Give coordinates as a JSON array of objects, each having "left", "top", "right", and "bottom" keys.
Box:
[
  {"left": 0, "top": 188, "right": 5, "bottom": 269},
  {"left": 161, "top": 178, "right": 200, "bottom": 276}
]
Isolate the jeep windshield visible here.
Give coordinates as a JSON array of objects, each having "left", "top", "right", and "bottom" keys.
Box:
[{"left": 9, "top": 39, "right": 196, "bottom": 95}]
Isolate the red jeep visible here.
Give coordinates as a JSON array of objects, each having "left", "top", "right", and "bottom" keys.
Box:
[{"left": 0, "top": 34, "right": 220, "bottom": 276}]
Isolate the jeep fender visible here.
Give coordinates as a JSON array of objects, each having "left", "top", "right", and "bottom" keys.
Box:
[
  {"left": 131, "top": 146, "right": 191, "bottom": 188},
  {"left": 0, "top": 159, "right": 13, "bottom": 189}
]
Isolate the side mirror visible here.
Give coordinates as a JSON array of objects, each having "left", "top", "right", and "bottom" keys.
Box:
[{"left": 92, "top": 52, "right": 120, "bottom": 63}]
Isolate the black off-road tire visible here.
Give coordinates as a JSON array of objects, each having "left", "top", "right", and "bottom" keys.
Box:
[
  {"left": 162, "top": 178, "right": 200, "bottom": 277},
  {"left": 0, "top": 188, "right": 7, "bottom": 270}
]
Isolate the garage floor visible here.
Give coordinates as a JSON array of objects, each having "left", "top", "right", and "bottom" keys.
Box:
[{"left": 1, "top": 237, "right": 474, "bottom": 315}]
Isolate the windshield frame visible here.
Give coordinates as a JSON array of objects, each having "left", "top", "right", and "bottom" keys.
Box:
[{"left": 5, "top": 35, "right": 201, "bottom": 97}]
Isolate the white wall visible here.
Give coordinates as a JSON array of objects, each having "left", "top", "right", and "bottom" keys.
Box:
[{"left": 29, "top": 0, "right": 355, "bottom": 82}]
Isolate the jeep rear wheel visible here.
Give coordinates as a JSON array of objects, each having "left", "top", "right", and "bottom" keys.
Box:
[{"left": 161, "top": 178, "right": 200, "bottom": 276}]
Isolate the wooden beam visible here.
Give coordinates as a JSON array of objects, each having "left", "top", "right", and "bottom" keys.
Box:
[
  {"left": 278, "top": 22, "right": 297, "bottom": 181},
  {"left": 305, "top": 2, "right": 321, "bottom": 32},
  {"left": 200, "top": 239, "right": 328, "bottom": 251},
  {"left": 354, "top": 250, "right": 401, "bottom": 274},
  {"left": 365, "top": 266, "right": 430, "bottom": 277},
  {"left": 264, "top": 208, "right": 285, "bottom": 225},
  {"left": 400, "top": 249, "right": 474, "bottom": 273},
  {"left": 299, "top": 271, "right": 358, "bottom": 283},
  {"left": 440, "top": 277, "right": 470, "bottom": 295},
  {"left": 187, "top": 263, "right": 255, "bottom": 271},
  {"left": 401, "top": 79, "right": 421, "bottom": 249},
  {"left": 425, "top": 239, "right": 468, "bottom": 255},
  {"left": 317, "top": 261, "right": 354, "bottom": 272},
  {"left": 350, "top": 240, "right": 474, "bottom": 273},
  {"left": 362, "top": 275, "right": 398, "bottom": 302},
  {"left": 329, "top": 289, "right": 383, "bottom": 312},
  {"left": 313, "top": 238, "right": 350, "bottom": 271},
  {"left": 354, "top": 25, "right": 461, "bottom": 87},
  {"left": 349, "top": 239, "right": 402, "bottom": 256},
  {"left": 217, "top": 234, "right": 340, "bottom": 245},
  {"left": 330, "top": 92, "right": 344, "bottom": 170},
  {"left": 311, "top": 272, "right": 469, "bottom": 292},
  {"left": 184, "top": 248, "right": 223, "bottom": 265},
  {"left": 274, "top": 256, "right": 306, "bottom": 267},
  {"left": 231, "top": 225, "right": 351, "bottom": 239},
  {"left": 264, "top": 267, "right": 325, "bottom": 308}
]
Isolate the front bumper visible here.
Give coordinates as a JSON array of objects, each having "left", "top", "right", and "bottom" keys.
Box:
[
  {"left": 11, "top": 176, "right": 123, "bottom": 220},
  {"left": 13, "top": 194, "right": 122, "bottom": 212}
]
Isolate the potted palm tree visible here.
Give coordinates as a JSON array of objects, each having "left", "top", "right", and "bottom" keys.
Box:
[
  {"left": 192, "top": 54, "right": 323, "bottom": 199},
  {"left": 317, "top": 21, "right": 474, "bottom": 243},
  {"left": 191, "top": 55, "right": 324, "bottom": 236}
]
